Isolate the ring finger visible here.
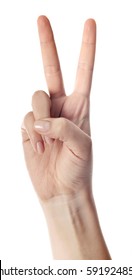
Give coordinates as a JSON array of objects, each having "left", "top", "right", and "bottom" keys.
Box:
[{"left": 23, "top": 111, "right": 44, "bottom": 154}]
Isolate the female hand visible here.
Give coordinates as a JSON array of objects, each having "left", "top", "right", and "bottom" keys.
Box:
[
  {"left": 21, "top": 16, "right": 111, "bottom": 260},
  {"left": 21, "top": 16, "right": 96, "bottom": 203}
]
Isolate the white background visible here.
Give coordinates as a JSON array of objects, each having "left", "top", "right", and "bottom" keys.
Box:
[{"left": 0, "top": 0, "right": 132, "bottom": 264}]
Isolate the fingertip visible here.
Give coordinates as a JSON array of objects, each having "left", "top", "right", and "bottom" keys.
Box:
[
  {"left": 32, "top": 90, "right": 50, "bottom": 106},
  {"left": 83, "top": 18, "right": 96, "bottom": 44},
  {"left": 37, "top": 15, "right": 50, "bottom": 27},
  {"left": 84, "top": 18, "right": 96, "bottom": 31},
  {"left": 37, "top": 15, "right": 53, "bottom": 42}
]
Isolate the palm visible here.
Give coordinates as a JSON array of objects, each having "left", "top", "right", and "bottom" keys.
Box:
[{"left": 23, "top": 16, "right": 96, "bottom": 201}]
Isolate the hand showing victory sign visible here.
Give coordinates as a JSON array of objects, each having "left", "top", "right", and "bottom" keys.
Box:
[
  {"left": 21, "top": 16, "right": 111, "bottom": 260},
  {"left": 21, "top": 16, "right": 96, "bottom": 202}
]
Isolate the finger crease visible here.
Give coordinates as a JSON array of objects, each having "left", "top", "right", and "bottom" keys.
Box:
[
  {"left": 40, "top": 38, "right": 54, "bottom": 46},
  {"left": 82, "top": 41, "right": 96, "bottom": 45},
  {"left": 44, "top": 65, "right": 61, "bottom": 76},
  {"left": 78, "top": 62, "right": 93, "bottom": 72}
]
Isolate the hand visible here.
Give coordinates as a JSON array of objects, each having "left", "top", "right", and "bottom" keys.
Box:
[
  {"left": 21, "top": 17, "right": 111, "bottom": 260},
  {"left": 21, "top": 16, "right": 96, "bottom": 203}
]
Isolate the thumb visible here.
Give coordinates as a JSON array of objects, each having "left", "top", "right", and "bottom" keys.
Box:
[{"left": 34, "top": 117, "right": 92, "bottom": 160}]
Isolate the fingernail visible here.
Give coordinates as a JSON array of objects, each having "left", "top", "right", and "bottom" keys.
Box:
[
  {"left": 36, "top": 141, "right": 44, "bottom": 154},
  {"left": 34, "top": 120, "right": 50, "bottom": 132}
]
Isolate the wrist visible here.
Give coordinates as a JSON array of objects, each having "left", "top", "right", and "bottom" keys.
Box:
[
  {"left": 40, "top": 190, "right": 111, "bottom": 260},
  {"left": 40, "top": 189, "right": 94, "bottom": 228}
]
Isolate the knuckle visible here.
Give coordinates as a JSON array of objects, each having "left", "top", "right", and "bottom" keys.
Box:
[
  {"left": 23, "top": 111, "right": 33, "bottom": 126},
  {"left": 60, "top": 117, "right": 68, "bottom": 130},
  {"left": 57, "top": 118, "right": 68, "bottom": 140},
  {"left": 21, "top": 128, "right": 29, "bottom": 143},
  {"left": 78, "top": 62, "right": 93, "bottom": 72},
  {"left": 44, "top": 64, "right": 61, "bottom": 76}
]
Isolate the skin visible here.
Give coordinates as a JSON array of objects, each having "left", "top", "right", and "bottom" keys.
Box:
[{"left": 21, "top": 16, "right": 111, "bottom": 260}]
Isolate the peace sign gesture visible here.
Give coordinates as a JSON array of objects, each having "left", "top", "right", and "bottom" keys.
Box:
[{"left": 22, "top": 16, "right": 96, "bottom": 202}]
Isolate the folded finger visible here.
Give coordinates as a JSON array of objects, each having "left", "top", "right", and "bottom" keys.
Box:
[
  {"left": 23, "top": 111, "right": 44, "bottom": 154},
  {"left": 32, "top": 90, "right": 53, "bottom": 144}
]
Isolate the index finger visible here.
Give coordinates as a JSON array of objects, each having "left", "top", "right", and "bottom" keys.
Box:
[
  {"left": 74, "top": 19, "right": 96, "bottom": 97},
  {"left": 37, "top": 16, "right": 65, "bottom": 98}
]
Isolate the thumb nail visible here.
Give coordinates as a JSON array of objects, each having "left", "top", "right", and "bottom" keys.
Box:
[{"left": 34, "top": 120, "right": 50, "bottom": 132}]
